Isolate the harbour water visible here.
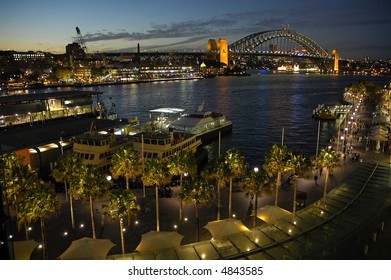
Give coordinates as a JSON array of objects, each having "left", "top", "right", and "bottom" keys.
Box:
[
  {"left": 24, "top": 73, "right": 390, "bottom": 166},
  {"left": 94, "top": 73, "right": 389, "bottom": 166}
]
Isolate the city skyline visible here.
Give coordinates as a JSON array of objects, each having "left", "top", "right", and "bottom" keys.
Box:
[{"left": 0, "top": 0, "right": 390, "bottom": 60}]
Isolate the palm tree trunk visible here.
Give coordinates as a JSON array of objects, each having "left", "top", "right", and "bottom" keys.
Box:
[
  {"left": 69, "top": 193, "right": 75, "bottom": 230},
  {"left": 217, "top": 186, "right": 221, "bottom": 221},
  {"left": 179, "top": 173, "right": 183, "bottom": 224},
  {"left": 89, "top": 195, "right": 96, "bottom": 239},
  {"left": 125, "top": 175, "right": 129, "bottom": 190},
  {"left": 253, "top": 192, "right": 258, "bottom": 228},
  {"left": 40, "top": 218, "right": 47, "bottom": 260},
  {"left": 275, "top": 172, "right": 281, "bottom": 206},
  {"left": 228, "top": 178, "right": 233, "bottom": 218},
  {"left": 120, "top": 218, "right": 125, "bottom": 255},
  {"left": 293, "top": 178, "right": 297, "bottom": 214},
  {"left": 14, "top": 195, "right": 20, "bottom": 232},
  {"left": 24, "top": 223, "right": 29, "bottom": 240},
  {"left": 195, "top": 205, "right": 199, "bottom": 242},
  {"left": 155, "top": 186, "right": 160, "bottom": 232},
  {"left": 323, "top": 169, "right": 329, "bottom": 202}
]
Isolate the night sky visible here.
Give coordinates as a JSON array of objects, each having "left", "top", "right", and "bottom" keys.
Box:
[{"left": 0, "top": 0, "right": 390, "bottom": 60}]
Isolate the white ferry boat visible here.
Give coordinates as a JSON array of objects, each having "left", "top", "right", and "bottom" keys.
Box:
[
  {"left": 168, "top": 103, "right": 232, "bottom": 142},
  {"left": 72, "top": 126, "right": 132, "bottom": 171},
  {"left": 132, "top": 130, "right": 201, "bottom": 159}
]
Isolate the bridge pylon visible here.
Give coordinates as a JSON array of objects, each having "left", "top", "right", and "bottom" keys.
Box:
[{"left": 332, "top": 49, "right": 339, "bottom": 74}]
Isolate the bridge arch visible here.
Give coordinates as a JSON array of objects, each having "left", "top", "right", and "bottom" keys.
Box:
[{"left": 229, "top": 29, "right": 330, "bottom": 58}]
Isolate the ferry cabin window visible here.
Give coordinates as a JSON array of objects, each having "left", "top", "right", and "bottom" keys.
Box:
[
  {"left": 158, "top": 140, "right": 164, "bottom": 145},
  {"left": 151, "top": 139, "right": 157, "bottom": 145}
]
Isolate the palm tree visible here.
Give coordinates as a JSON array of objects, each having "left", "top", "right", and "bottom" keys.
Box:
[
  {"left": 102, "top": 189, "right": 140, "bottom": 255},
  {"left": 17, "top": 180, "right": 59, "bottom": 259},
  {"left": 52, "top": 151, "right": 82, "bottom": 229},
  {"left": 240, "top": 168, "right": 271, "bottom": 228},
  {"left": 110, "top": 145, "right": 143, "bottom": 190},
  {"left": 224, "top": 148, "right": 248, "bottom": 218},
  {"left": 2, "top": 152, "right": 42, "bottom": 239},
  {"left": 74, "top": 164, "right": 111, "bottom": 239},
  {"left": 180, "top": 176, "right": 214, "bottom": 242},
  {"left": 141, "top": 158, "right": 171, "bottom": 232},
  {"left": 314, "top": 147, "right": 340, "bottom": 202},
  {"left": 288, "top": 151, "right": 311, "bottom": 214},
  {"left": 168, "top": 150, "right": 197, "bottom": 224},
  {"left": 202, "top": 158, "right": 229, "bottom": 220},
  {"left": 263, "top": 144, "right": 292, "bottom": 207}
]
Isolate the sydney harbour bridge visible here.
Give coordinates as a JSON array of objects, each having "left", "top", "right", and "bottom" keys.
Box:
[
  {"left": 133, "top": 29, "right": 338, "bottom": 74},
  {"left": 227, "top": 29, "right": 338, "bottom": 73}
]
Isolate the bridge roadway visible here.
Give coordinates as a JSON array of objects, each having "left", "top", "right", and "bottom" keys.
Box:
[{"left": 108, "top": 161, "right": 390, "bottom": 260}]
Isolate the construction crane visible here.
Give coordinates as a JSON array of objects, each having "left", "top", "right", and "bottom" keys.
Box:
[{"left": 75, "top": 26, "right": 88, "bottom": 53}]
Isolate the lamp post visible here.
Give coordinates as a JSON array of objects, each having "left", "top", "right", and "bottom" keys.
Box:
[
  {"left": 344, "top": 127, "right": 348, "bottom": 155},
  {"left": 316, "top": 120, "right": 320, "bottom": 157},
  {"left": 336, "top": 119, "right": 342, "bottom": 154}
]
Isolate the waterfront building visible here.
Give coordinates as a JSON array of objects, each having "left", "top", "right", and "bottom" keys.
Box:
[
  {"left": 0, "top": 90, "right": 104, "bottom": 127},
  {"left": 0, "top": 90, "right": 131, "bottom": 176}
]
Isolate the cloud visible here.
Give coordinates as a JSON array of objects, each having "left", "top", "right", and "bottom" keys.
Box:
[
  {"left": 79, "top": 17, "right": 237, "bottom": 43},
  {"left": 75, "top": 7, "right": 391, "bottom": 55}
]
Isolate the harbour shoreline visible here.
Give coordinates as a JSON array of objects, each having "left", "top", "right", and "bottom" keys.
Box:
[{"left": 1, "top": 76, "right": 204, "bottom": 93}]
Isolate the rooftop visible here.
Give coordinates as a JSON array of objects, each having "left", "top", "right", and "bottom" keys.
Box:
[
  {"left": 0, "top": 90, "right": 102, "bottom": 105},
  {"left": 0, "top": 115, "right": 126, "bottom": 153}
]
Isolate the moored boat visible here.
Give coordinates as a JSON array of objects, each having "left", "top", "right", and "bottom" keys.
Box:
[
  {"left": 168, "top": 102, "right": 232, "bottom": 143},
  {"left": 132, "top": 130, "right": 202, "bottom": 160},
  {"left": 72, "top": 125, "right": 133, "bottom": 171}
]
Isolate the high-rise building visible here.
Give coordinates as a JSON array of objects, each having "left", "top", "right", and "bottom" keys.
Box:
[{"left": 65, "top": 42, "right": 85, "bottom": 67}]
